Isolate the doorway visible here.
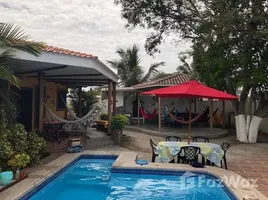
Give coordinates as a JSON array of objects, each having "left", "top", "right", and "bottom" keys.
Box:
[{"left": 14, "top": 87, "right": 33, "bottom": 131}]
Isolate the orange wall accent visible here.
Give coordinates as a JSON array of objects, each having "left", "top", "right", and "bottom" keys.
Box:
[{"left": 20, "top": 76, "right": 67, "bottom": 130}]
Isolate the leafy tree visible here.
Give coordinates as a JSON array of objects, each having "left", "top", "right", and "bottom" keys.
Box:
[
  {"left": 115, "top": 0, "right": 268, "bottom": 142},
  {"left": 108, "top": 44, "right": 165, "bottom": 87},
  {"left": 68, "top": 88, "right": 100, "bottom": 116}
]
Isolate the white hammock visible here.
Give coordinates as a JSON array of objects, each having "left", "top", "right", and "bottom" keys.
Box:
[
  {"left": 61, "top": 96, "right": 80, "bottom": 120},
  {"left": 44, "top": 100, "right": 106, "bottom": 124}
]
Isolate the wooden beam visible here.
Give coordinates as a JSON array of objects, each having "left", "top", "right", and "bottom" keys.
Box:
[
  {"left": 17, "top": 65, "right": 68, "bottom": 75},
  {"left": 222, "top": 100, "right": 225, "bottom": 129},
  {"left": 137, "top": 92, "right": 140, "bottom": 128},
  {"left": 38, "top": 72, "right": 45, "bottom": 133},
  {"left": 28, "top": 74, "right": 102, "bottom": 78},
  {"left": 78, "top": 87, "right": 82, "bottom": 117},
  {"left": 158, "top": 97, "right": 161, "bottom": 133},
  {"left": 107, "top": 81, "right": 112, "bottom": 134},
  {"left": 112, "top": 82, "right": 116, "bottom": 116},
  {"left": 209, "top": 99, "right": 213, "bottom": 134}
]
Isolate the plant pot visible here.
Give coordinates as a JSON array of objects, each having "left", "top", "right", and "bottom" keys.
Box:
[
  {"left": 20, "top": 171, "right": 25, "bottom": 179},
  {"left": 0, "top": 171, "right": 13, "bottom": 185},
  {"left": 112, "top": 129, "right": 123, "bottom": 145}
]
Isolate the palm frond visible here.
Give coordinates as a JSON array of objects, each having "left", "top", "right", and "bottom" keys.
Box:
[
  {"left": 142, "top": 61, "right": 164, "bottom": 82},
  {"left": 0, "top": 23, "right": 45, "bottom": 56},
  {"left": 0, "top": 66, "right": 20, "bottom": 87},
  {"left": 0, "top": 50, "right": 13, "bottom": 65}
]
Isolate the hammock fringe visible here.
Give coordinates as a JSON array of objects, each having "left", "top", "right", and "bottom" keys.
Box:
[
  {"left": 44, "top": 100, "right": 107, "bottom": 124},
  {"left": 168, "top": 107, "right": 208, "bottom": 125}
]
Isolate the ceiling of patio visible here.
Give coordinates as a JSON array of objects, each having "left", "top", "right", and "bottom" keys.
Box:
[{"left": 7, "top": 50, "right": 118, "bottom": 87}]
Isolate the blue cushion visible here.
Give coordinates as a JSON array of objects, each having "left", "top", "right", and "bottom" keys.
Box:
[{"left": 136, "top": 159, "right": 148, "bottom": 165}]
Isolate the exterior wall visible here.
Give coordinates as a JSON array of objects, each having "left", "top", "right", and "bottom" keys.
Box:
[
  {"left": 102, "top": 90, "right": 124, "bottom": 114},
  {"left": 20, "top": 76, "right": 67, "bottom": 130},
  {"left": 100, "top": 90, "right": 236, "bottom": 127}
]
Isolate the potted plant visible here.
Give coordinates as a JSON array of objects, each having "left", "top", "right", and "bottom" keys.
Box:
[
  {"left": 8, "top": 153, "right": 30, "bottom": 179},
  {"left": 100, "top": 113, "right": 108, "bottom": 120},
  {"left": 111, "top": 114, "right": 128, "bottom": 145}
]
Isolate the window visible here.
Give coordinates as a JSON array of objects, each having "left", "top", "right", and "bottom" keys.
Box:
[{"left": 56, "top": 89, "right": 67, "bottom": 111}]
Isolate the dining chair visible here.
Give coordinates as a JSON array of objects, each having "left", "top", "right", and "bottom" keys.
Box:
[
  {"left": 192, "top": 136, "right": 209, "bottom": 164},
  {"left": 179, "top": 146, "right": 200, "bottom": 164},
  {"left": 166, "top": 136, "right": 182, "bottom": 142},
  {"left": 149, "top": 139, "right": 158, "bottom": 162},
  {"left": 220, "top": 142, "right": 230, "bottom": 170},
  {"left": 192, "top": 136, "right": 210, "bottom": 143}
]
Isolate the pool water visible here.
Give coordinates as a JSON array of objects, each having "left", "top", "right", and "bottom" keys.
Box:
[{"left": 28, "top": 158, "right": 235, "bottom": 200}]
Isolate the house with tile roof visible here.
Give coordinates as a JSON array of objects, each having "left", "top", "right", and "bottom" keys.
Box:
[
  {"left": 8, "top": 45, "right": 118, "bottom": 134},
  {"left": 100, "top": 73, "right": 200, "bottom": 122}
]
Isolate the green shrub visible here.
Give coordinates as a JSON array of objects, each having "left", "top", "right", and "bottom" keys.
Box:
[
  {"left": 0, "top": 132, "right": 14, "bottom": 169},
  {"left": 111, "top": 114, "right": 128, "bottom": 131},
  {"left": 8, "top": 153, "right": 30, "bottom": 169},
  {"left": 26, "top": 132, "right": 47, "bottom": 165},
  {"left": 100, "top": 113, "right": 108, "bottom": 120},
  {"left": 0, "top": 124, "right": 47, "bottom": 170},
  {"left": 7, "top": 124, "right": 28, "bottom": 153}
]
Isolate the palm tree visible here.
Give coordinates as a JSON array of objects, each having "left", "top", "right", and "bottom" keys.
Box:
[
  {"left": 108, "top": 45, "right": 165, "bottom": 87},
  {"left": 0, "top": 23, "right": 44, "bottom": 87},
  {"left": 0, "top": 23, "right": 44, "bottom": 126},
  {"left": 177, "top": 52, "right": 197, "bottom": 79}
]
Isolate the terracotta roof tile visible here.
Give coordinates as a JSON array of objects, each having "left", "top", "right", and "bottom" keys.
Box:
[
  {"left": 43, "top": 45, "right": 98, "bottom": 59},
  {"left": 133, "top": 73, "right": 190, "bottom": 89}
]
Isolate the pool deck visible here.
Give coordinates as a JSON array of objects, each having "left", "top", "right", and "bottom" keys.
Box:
[
  {"left": 0, "top": 150, "right": 266, "bottom": 200},
  {"left": 125, "top": 125, "right": 228, "bottom": 139}
]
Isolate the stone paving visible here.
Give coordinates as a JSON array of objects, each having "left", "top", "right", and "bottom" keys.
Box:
[{"left": 121, "top": 130, "right": 268, "bottom": 197}]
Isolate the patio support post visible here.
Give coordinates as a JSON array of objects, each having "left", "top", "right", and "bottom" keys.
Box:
[
  {"left": 222, "top": 100, "right": 225, "bottom": 129},
  {"left": 38, "top": 72, "right": 45, "bottom": 133},
  {"left": 78, "top": 87, "right": 82, "bottom": 117},
  {"left": 137, "top": 92, "right": 140, "bottom": 127},
  {"left": 108, "top": 81, "right": 112, "bottom": 134},
  {"left": 209, "top": 99, "right": 213, "bottom": 134},
  {"left": 158, "top": 97, "right": 161, "bottom": 133},
  {"left": 188, "top": 98, "right": 192, "bottom": 144},
  {"left": 112, "top": 82, "right": 116, "bottom": 116}
]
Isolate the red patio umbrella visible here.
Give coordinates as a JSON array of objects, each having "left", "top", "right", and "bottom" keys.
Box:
[{"left": 141, "top": 81, "right": 237, "bottom": 143}]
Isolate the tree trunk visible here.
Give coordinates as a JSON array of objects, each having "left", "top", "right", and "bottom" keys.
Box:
[
  {"left": 235, "top": 114, "right": 248, "bottom": 142},
  {"left": 248, "top": 116, "right": 262, "bottom": 143},
  {"left": 235, "top": 114, "right": 262, "bottom": 143}
]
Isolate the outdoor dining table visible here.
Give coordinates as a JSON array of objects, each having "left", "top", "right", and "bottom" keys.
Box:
[{"left": 156, "top": 141, "right": 224, "bottom": 166}]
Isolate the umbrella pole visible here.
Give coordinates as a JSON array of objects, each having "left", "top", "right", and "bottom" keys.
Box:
[
  {"left": 188, "top": 98, "right": 192, "bottom": 144},
  {"left": 158, "top": 97, "right": 161, "bottom": 133}
]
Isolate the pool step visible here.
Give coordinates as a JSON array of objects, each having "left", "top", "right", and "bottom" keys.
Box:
[{"left": 86, "top": 136, "right": 115, "bottom": 149}]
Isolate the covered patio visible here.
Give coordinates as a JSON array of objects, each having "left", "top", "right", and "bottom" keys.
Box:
[{"left": 7, "top": 45, "right": 118, "bottom": 134}]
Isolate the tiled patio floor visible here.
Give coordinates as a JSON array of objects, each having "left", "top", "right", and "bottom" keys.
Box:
[{"left": 229, "top": 154, "right": 268, "bottom": 197}]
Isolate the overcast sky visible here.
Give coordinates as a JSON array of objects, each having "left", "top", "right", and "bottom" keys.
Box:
[{"left": 0, "top": 0, "right": 191, "bottom": 73}]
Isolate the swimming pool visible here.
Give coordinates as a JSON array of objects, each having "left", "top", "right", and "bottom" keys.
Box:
[{"left": 21, "top": 156, "right": 237, "bottom": 200}]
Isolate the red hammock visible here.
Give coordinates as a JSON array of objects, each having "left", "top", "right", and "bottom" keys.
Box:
[
  {"left": 168, "top": 107, "right": 208, "bottom": 125},
  {"left": 139, "top": 104, "right": 157, "bottom": 120}
]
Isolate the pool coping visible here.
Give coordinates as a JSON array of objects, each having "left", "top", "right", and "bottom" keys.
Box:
[{"left": 0, "top": 150, "right": 267, "bottom": 200}]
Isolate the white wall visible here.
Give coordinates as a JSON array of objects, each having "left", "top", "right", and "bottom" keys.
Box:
[{"left": 101, "top": 90, "right": 124, "bottom": 114}]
